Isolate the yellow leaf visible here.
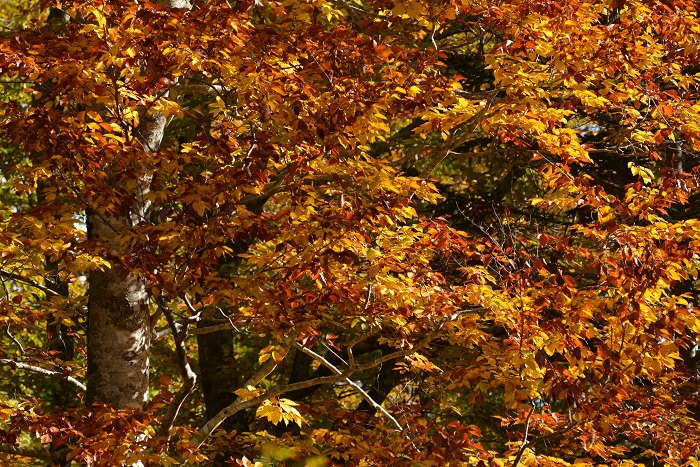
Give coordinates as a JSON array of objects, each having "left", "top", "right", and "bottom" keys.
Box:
[{"left": 235, "top": 385, "right": 265, "bottom": 401}]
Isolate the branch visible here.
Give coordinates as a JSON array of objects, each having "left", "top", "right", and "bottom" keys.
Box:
[
  {"left": 294, "top": 342, "right": 406, "bottom": 435},
  {"left": 327, "top": 0, "right": 380, "bottom": 22},
  {"left": 351, "top": 329, "right": 443, "bottom": 373},
  {"left": 242, "top": 331, "right": 296, "bottom": 389},
  {"left": 193, "top": 309, "right": 476, "bottom": 447},
  {"left": 183, "top": 294, "right": 201, "bottom": 319},
  {"left": 195, "top": 325, "right": 455, "bottom": 447},
  {"left": 419, "top": 104, "right": 492, "bottom": 179},
  {"left": 512, "top": 404, "right": 536, "bottom": 467},
  {"left": 0, "top": 359, "right": 86, "bottom": 391},
  {"left": 194, "top": 372, "right": 349, "bottom": 448},
  {"left": 0, "top": 270, "right": 60, "bottom": 297},
  {"left": 158, "top": 301, "right": 197, "bottom": 438},
  {"left": 188, "top": 323, "right": 238, "bottom": 335},
  {"left": 155, "top": 322, "right": 236, "bottom": 339},
  {"left": 0, "top": 444, "right": 71, "bottom": 463},
  {"left": 0, "top": 445, "right": 52, "bottom": 462},
  {"left": 5, "top": 325, "right": 25, "bottom": 355}
]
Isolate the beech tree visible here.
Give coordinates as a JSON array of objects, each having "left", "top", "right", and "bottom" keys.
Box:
[{"left": 1, "top": 0, "right": 700, "bottom": 465}]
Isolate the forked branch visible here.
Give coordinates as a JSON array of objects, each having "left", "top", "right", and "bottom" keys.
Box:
[
  {"left": 293, "top": 342, "right": 406, "bottom": 434},
  {"left": 194, "top": 318, "right": 461, "bottom": 447}
]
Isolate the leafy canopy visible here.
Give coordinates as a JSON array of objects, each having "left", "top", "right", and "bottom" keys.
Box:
[{"left": 1, "top": 0, "right": 700, "bottom": 465}]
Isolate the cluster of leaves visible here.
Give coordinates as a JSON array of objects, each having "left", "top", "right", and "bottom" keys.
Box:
[{"left": 0, "top": 0, "right": 699, "bottom": 465}]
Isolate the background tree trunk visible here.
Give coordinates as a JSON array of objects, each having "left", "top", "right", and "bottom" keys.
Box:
[{"left": 197, "top": 319, "right": 249, "bottom": 434}]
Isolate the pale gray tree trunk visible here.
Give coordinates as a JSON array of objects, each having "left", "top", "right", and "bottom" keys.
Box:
[
  {"left": 86, "top": 113, "right": 165, "bottom": 408},
  {"left": 84, "top": 0, "right": 189, "bottom": 410}
]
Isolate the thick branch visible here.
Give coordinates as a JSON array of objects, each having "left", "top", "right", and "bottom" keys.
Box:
[
  {"left": 0, "top": 359, "right": 86, "bottom": 391},
  {"left": 194, "top": 372, "right": 348, "bottom": 447}
]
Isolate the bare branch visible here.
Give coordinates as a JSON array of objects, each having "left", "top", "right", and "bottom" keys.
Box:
[
  {"left": 512, "top": 404, "right": 536, "bottom": 467},
  {"left": 0, "top": 270, "right": 60, "bottom": 297},
  {"left": 294, "top": 343, "right": 406, "bottom": 435},
  {"left": 0, "top": 359, "right": 86, "bottom": 392},
  {"left": 5, "top": 325, "right": 25, "bottom": 355},
  {"left": 158, "top": 301, "right": 197, "bottom": 438}
]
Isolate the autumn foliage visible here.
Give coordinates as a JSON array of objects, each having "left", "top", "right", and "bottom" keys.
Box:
[{"left": 1, "top": 0, "right": 700, "bottom": 465}]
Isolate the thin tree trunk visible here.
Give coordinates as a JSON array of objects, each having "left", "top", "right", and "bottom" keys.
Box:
[
  {"left": 36, "top": 182, "right": 77, "bottom": 409},
  {"left": 45, "top": 260, "right": 76, "bottom": 408},
  {"left": 197, "top": 316, "right": 249, "bottom": 434},
  {"left": 197, "top": 201, "right": 269, "bottom": 459}
]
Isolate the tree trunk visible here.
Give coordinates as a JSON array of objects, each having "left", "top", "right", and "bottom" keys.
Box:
[
  {"left": 85, "top": 238, "right": 151, "bottom": 408},
  {"left": 85, "top": 113, "right": 165, "bottom": 408},
  {"left": 83, "top": 0, "right": 189, "bottom": 411},
  {"left": 36, "top": 182, "right": 78, "bottom": 409},
  {"left": 45, "top": 260, "right": 76, "bottom": 408},
  {"left": 197, "top": 317, "right": 249, "bottom": 434}
]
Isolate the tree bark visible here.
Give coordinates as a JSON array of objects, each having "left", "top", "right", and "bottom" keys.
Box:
[
  {"left": 83, "top": 0, "right": 190, "bottom": 411},
  {"left": 197, "top": 316, "right": 249, "bottom": 434},
  {"left": 36, "top": 182, "right": 78, "bottom": 409},
  {"left": 85, "top": 245, "right": 151, "bottom": 408},
  {"left": 45, "top": 260, "right": 77, "bottom": 408},
  {"left": 85, "top": 114, "right": 165, "bottom": 408}
]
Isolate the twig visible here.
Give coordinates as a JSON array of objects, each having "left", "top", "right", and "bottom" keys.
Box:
[
  {"left": 182, "top": 294, "right": 201, "bottom": 319},
  {"left": 243, "top": 331, "right": 296, "bottom": 389},
  {"left": 321, "top": 341, "right": 348, "bottom": 367},
  {"left": 217, "top": 306, "right": 240, "bottom": 332},
  {"left": 429, "top": 0, "right": 438, "bottom": 51},
  {"left": 363, "top": 284, "right": 373, "bottom": 310},
  {"left": 0, "top": 359, "right": 86, "bottom": 391},
  {"left": 5, "top": 324, "right": 25, "bottom": 355},
  {"left": 418, "top": 104, "right": 491, "bottom": 180}
]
